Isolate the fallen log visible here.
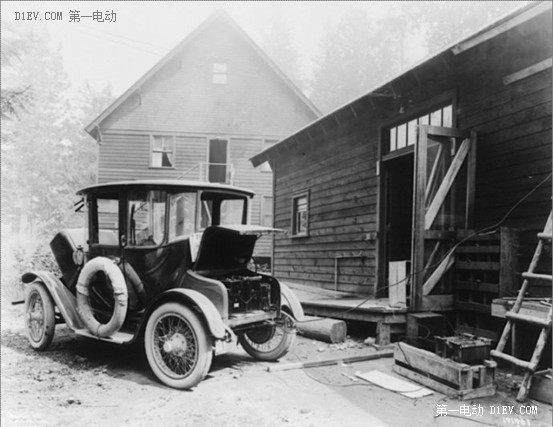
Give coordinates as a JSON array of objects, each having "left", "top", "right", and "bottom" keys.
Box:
[
  {"left": 267, "top": 350, "right": 394, "bottom": 372},
  {"left": 296, "top": 316, "right": 347, "bottom": 343}
]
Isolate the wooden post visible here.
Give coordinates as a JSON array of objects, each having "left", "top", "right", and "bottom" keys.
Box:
[{"left": 376, "top": 322, "right": 391, "bottom": 346}]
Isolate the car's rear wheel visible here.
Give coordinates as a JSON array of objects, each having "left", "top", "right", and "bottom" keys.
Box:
[
  {"left": 239, "top": 312, "right": 295, "bottom": 361},
  {"left": 144, "top": 303, "right": 211, "bottom": 389},
  {"left": 25, "top": 282, "right": 56, "bottom": 351}
]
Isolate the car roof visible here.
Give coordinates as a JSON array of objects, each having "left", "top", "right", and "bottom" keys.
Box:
[{"left": 77, "top": 179, "right": 255, "bottom": 197}]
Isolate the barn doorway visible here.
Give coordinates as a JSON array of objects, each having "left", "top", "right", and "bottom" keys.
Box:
[
  {"left": 380, "top": 152, "right": 414, "bottom": 303},
  {"left": 385, "top": 153, "right": 414, "bottom": 263}
]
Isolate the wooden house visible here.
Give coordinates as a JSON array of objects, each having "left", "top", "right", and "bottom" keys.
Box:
[
  {"left": 250, "top": 2, "right": 552, "bottom": 337},
  {"left": 85, "top": 10, "right": 320, "bottom": 264}
]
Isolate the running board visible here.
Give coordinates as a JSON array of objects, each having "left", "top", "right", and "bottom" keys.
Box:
[{"left": 74, "top": 328, "right": 134, "bottom": 344}]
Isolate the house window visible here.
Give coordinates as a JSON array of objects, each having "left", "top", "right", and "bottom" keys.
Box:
[
  {"left": 260, "top": 139, "right": 278, "bottom": 172},
  {"left": 388, "top": 104, "right": 453, "bottom": 152},
  {"left": 151, "top": 135, "right": 174, "bottom": 168},
  {"left": 212, "top": 62, "right": 227, "bottom": 84},
  {"left": 292, "top": 191, "right": 309, "bottom": 237}
]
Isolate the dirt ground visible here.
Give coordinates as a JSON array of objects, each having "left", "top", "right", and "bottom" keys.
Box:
[{"left": 1, "top": 302, "right": 551, "bottom": 427}]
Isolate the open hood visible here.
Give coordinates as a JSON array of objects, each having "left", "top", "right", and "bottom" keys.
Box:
[{"left": 193, "top": 225, "right": 284, "bottom": 271}]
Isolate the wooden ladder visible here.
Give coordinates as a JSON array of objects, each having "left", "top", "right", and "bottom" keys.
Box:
[{"left": 490, "top": 210, "right": 553, "bottom": 401}]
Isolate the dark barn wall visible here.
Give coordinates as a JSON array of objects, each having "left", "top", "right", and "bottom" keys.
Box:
[
  {"left": 273, "top": 116, "right": 380, "bottom": 294},
  {"left": 269, "top": 7, "right": 551, "bottom": 295},
  {"left": 455, "top": 11, "right": 552, "bottom": 231}
]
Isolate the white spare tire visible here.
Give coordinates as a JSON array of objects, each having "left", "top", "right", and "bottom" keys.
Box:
[{"left": 76, "top": 257, "right": 128, "bottom": 337}]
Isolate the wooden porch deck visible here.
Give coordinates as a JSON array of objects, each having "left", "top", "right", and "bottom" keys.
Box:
[{"left": 284, "top": 282, "right": 408, "bottom": 345}]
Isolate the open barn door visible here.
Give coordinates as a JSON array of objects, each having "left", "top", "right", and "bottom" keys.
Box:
[{"left": 411, "top": 125, "right": 477, "bottom": 311}]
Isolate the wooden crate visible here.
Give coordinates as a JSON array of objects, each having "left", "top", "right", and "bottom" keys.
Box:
[{"left": 393, "top": 342, "right": 497, "bottom": 400}]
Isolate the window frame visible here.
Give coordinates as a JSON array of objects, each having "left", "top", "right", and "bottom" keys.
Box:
[
  {"left": 126, "top": 189, "right": 167, "bottom": 248},
  {"left": 88, "top": 192, "right": 121, "bottom": 247},
  {"left": 386, "top": 104, "right": 453, "bottom": 154},
  {"left": 168, "top": 191, "right": 198, "bottom": 243},
  {"left": 212, "top": 62, "right": 228, "bottom": 85},
  {"left": 291, "top": 190, "right": 309, "bottom": 238},
  {"left": 149, "top": 135, "right": 175, "bottom": 169},
  {"left": 382, "top": 90, "right": 457, "bottom": 160}
]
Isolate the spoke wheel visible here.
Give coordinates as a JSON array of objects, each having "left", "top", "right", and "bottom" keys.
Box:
[
  {"left": 239, "top": 312, "right": 295, "bottom": 361},
  {"left": 24, "top": 283, "right": 56, "bottom": 351},
  {"left": 145, "top": 303, "right": 211, "bottom": 389}
]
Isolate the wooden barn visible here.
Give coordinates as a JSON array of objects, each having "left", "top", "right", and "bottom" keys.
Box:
[
  {"left": 250, "top": 2, "right": 552, "bottom": 344},
  {"left": 85, "top": 10, "right": 320, "bottom": 264}
]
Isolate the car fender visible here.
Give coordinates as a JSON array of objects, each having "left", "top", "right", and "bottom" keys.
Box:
[
  {"left": 22, "top": 271, "right": 85, "bottom": 331},
  {"left": 280, "top": 282, "right": 305, "bottom": 321},
  {"left": 149, "top": 288, "right": 227, "bottom": 340}
]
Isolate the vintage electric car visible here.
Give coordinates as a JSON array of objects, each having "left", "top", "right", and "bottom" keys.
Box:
[{"left": 22, "top": 180, "right": 303, "bottom": 389}]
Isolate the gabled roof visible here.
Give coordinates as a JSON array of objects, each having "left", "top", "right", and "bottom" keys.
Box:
[
  {"left": 250, "top": 1, "right": 551, "bottom": 167},
  {"left": 85, "top": 9, "right": 320, "bottom": 139}
]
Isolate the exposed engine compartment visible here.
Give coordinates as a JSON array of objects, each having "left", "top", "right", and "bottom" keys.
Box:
[{"left": 221, "top": 275, "right": 270, "bottom": 313}]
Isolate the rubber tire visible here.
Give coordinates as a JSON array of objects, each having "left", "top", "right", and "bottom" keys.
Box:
[
  {"left": 239, "top": 312, "right": 295, "bottom": 361},
  {"left": 25, "top": 282, "right": 56, "bottom": 351},
  {"left": 144, "top": 303, "right": 211, "bottom": 390}
]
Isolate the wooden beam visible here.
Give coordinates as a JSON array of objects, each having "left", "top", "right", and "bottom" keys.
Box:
[
  {"left": 422, "top": 252, "right": 455, "bottom": 295},
  {"left": 425, "top": 138, "right": 470, "bottom": 229},
  {"left": 267, "top": 350, "right": 394, "bottom": 372},
  {"left": 503, "top": 57, "right": 553, "bottom": 85},
  {"left": 411, "top": 126, "right": 429, "bottom": 311},
  {"left": 423, "top": 241, "right": 441, "bottom": 278},
  {"left": 424, "top": 125, "right": 469, "bottom": 139},
  {"left": 425, "top": 143, "right": 444, "bottom": 200},
  {"left": 465, "top": 131, "right": 477, "bottom": 229},
  {"left": 451, "top": 3, "right": 551, "bottom": 55}
]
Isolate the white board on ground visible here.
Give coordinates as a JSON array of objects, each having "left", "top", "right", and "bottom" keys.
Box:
[{"left": 356, "top": 370, "right": 433, "bottom": 399}]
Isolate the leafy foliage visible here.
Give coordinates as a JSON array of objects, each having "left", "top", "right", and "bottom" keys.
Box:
[
  {"left": 307, "top": 1, "right": 523, "bottom": 113},
  {"left": 1, "top": 24, "right": 114, "bottom": 238},
  {"left": 1, "top": 22, "right": 34, "bottom": 119},
  {"left": 259, "top": 12, "right": 307, "bottom": 92}
]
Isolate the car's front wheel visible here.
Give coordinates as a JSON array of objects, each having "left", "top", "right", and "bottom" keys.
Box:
[
  {"left": 25, "top": 282, "right": 56, "bottom": 351},
  {"left": 239, "top": 312, "right": 295, "bottom": 361},
  {"left": 144, "top": 303, "right": 212, "bottom": 389}
]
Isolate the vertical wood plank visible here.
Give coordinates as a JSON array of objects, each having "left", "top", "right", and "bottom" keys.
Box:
[
  {"left": 411, "top": 126, "right": 429, "bottom": 311},
  {"left": 465, "top": 130, "right": 477, "bottom": 229},
  {"left": 499, "top": 227, "right": 519, "bottom": 297}
]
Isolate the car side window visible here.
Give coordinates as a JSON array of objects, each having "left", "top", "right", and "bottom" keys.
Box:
[
  {"left": 169, "top": 192, "right": 196, "bottom": 241},
  {"left": 91, "top": 194, "right": 119, "bottom": 246},
  {"left": 128, "top": 190, "right": 166, "bottom": 246}
]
